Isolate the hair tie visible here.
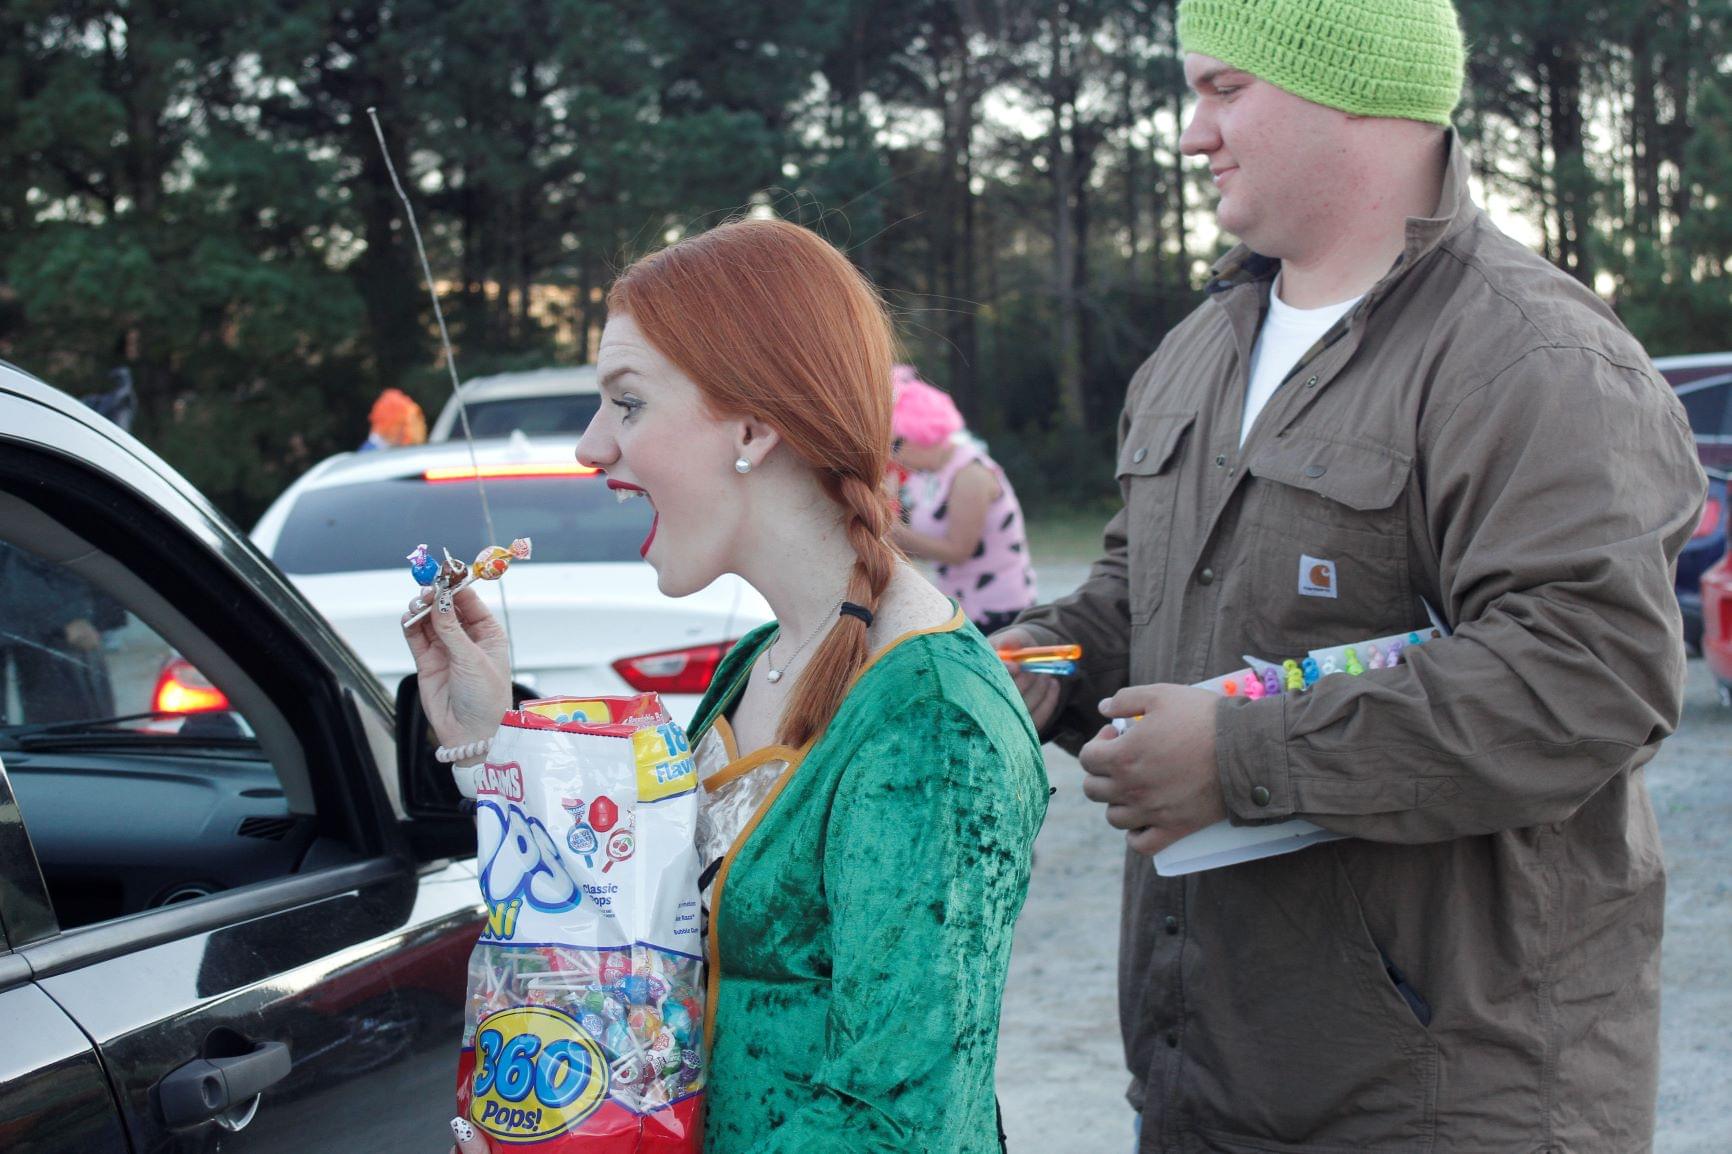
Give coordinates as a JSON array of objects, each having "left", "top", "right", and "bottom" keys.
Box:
[{"left": 839, "top": 601, "right": 874, "bottom": 627}]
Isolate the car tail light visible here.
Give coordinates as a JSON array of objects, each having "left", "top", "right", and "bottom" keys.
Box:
[
  {"left": 612, "top": 641, "right": 736, "bottom": 695},
  {"left": 1693, "top": 494, "right": 1723, "bottom": 540},
  {"left": 423, "top": 463, "right": 599, "bottom": 482},
  {"left": 153, "top": 658, "right": 231, "bottom": 714}
]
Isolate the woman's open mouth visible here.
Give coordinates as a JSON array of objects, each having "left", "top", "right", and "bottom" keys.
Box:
[{"left": 607, "top": 479, "right": 657, "bottom": 558}]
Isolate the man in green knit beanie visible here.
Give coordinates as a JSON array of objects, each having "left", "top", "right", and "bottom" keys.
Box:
[{"left": 1002, "top": 0, "right": 1703, "bottom": 1150}]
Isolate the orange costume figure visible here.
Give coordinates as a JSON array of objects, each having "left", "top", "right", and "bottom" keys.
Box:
[{"left": 360, "top": 387, "right": 428, "bottom": 451}]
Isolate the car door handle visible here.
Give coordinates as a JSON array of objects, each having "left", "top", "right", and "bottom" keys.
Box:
[{"left": 159, "top": 1041, "right": 292, "bottom": 1128}]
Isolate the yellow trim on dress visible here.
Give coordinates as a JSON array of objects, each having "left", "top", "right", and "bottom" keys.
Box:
[
  {"left": 701, "top": 602, "right": 967, "bottom": 1053},
  {"left": 712, "top": 714, "right": 741, "bottom": 761}
]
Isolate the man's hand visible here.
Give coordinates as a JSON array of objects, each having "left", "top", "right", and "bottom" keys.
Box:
[
  {"left": 989, "top": 625, "right": 1060, "bottom": 732},
  {"left": 1080, "top": 683, "right": 1226, "bottom": 856}
]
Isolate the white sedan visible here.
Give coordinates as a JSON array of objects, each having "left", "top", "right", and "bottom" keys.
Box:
[{"left": 251, "top": 435, "right": 771, "bottom": 720}]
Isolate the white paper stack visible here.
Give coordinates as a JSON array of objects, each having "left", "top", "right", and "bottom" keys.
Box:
[{"left": 1153, "top": 818, "right": 1346, "bottom": 876}]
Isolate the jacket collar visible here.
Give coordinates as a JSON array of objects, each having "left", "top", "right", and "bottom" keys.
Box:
[{"left": 1203, "top": 127, "right": 1478, "bottom": 300}]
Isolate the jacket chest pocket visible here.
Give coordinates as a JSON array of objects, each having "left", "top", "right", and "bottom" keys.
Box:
[
  {"left": 1117, "top": 411, "right": 1195, "bottom": 626},
  {"left": 1241, "top": 435, "right": 1415, "bottom": 655}
]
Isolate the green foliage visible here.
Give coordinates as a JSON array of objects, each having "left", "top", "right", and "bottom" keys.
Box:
[
  {"left": 2, "top": 0, "right": 1729, "bottom": 531},
  {"left": 986, "top": 421, "right": 1121, "bottom": 518}
]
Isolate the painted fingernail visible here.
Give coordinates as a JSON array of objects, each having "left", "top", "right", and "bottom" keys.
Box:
[{"left": 451, "top": 1117, "right": 475, "bottom": 1141}]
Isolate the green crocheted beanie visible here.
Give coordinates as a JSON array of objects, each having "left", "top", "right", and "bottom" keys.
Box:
[{"left": 1176, "top": 0, "right": 1465, "bottom": 125}]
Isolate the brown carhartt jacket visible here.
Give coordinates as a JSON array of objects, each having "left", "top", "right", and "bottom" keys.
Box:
[{"left": 1015, "top": 134, "right": 1706, "bottom": 1153}]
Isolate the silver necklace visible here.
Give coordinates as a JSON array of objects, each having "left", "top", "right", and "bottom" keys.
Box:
[{"left": 764, "top": 599, "right": 843, "bottom": 683}]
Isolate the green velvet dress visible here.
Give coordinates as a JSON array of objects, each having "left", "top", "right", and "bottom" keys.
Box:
[{"left": 687, "top": 607, "right": 1048, "bottom": 1153}]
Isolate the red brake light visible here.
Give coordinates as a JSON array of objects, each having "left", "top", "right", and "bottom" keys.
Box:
[
  {"left": 612, "top": 641, "right": 736, "bottom": 696},
  {"left": 153, "top": 658, "right": 231, "bottom": 714},
  {"left": 423, "top": 463, "right": 599, "bottom": 482},
  {"left": 1693, "top": 495, "right": 1723, "bottom": 541}
]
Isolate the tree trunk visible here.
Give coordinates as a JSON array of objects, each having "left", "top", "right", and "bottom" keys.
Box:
[
  {"left": 1629, "top": 25, "right": 1660, "bottom": 239},
  {"left": 1049, "top": 16, "right": 1086, "bottom": 431},
  {"left": 1541, "top": 35, "right": 1594, "bottom": 286},
  {"left": 354, "top": 118, "right": 427, "bottom": 387},
  {"left": 1167, "top": 3, "right": 1189, "bottom": 283}
]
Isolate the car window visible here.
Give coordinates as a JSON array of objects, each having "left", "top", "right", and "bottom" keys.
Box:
[
  {"left": 460, "top": 394, "right": 601, "bottom": 438},
  {"left": 0, "top": 537, "right": 306, "bottom": 931},
  {"left": 269, "top": 473, "right": 652, "bottom": 574},
  {"left": 1678, "top": 380, "right": 1731, "bottom": 441}
]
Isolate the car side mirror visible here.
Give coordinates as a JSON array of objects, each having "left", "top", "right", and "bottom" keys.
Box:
[{"left": 394, "top": 674, "right": 536, "bottom": 863}]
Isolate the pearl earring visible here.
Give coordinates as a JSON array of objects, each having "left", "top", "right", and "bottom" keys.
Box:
[{"left": 734, "top": 457, "right": 752, "bottom": 475}]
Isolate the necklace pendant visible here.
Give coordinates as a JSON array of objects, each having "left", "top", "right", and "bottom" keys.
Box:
[{"left": 766, "top": 668, "right": 783, "bottom": 684}]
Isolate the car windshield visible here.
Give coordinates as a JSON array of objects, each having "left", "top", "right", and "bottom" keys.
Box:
[
  {"left": 457, "top": 394, "right": 601, "bottom": 438},
  {"left": 269, "top": 473, "right": 652, "bottom": 574}
]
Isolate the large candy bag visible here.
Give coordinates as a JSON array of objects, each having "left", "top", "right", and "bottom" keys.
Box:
[{"left": 454, "top": 694, "right": 705, "bottom": 1151}]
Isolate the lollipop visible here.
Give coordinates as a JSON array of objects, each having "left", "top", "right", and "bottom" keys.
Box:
[
  {"left": 598, "top": 953, "right": 630, "bottom": 985},
  {"left": 588, "top": 795, "right": 620, "bottom": 834},
  {"left": 401, "top": 536, "right": 533, "bottom": 626},
  {"left": 567, "top": 822, "right": 599, "bottom": 865},
  {"left": 602, "top": 827, "right": 636, "bottom": 874},
  {"left": 406, "top": 543, "right": 440, "bottom": 586},
  {"left": 472, "top": 537, "right": 533, "bottom": 581}
]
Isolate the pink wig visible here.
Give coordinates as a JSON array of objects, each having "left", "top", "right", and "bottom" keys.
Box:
[{"left": 890, "top": 367, "right": 964, "bottom": 447}]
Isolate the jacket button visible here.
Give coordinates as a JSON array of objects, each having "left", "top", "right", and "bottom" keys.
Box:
[
  {"left": 1214, "top": 454, "right": 1227, "bottom": 467},
  {"left": 1165, "top": 1032, "right": 1178, "bottom": 1048},
  {"left": 1164, "top": 915, "right": 1179, "bottom": 935},
  {"left": 1132, "top": 447, "right": 1148, "bottom": 463},
  {"left": 1251, "top": 785, "right": 1272, "bottom": 806},
  {"left": 1198, "top": 567, "right": 1215, "bottom": 585},
  {"left": 1305, "top": 375, "right": 1319, "bottom": 388},
  {"left": 1304, "top": 464, "right": 1326, "bottom": 478}
]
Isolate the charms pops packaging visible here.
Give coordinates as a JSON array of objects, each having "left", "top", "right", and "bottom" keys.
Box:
[{"left": 452, "top": 694, "right": 705, "bottom": 1151}]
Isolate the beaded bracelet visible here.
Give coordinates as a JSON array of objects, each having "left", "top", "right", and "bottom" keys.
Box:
[{"left": 434, "top": 737, "right": 491, "bottom": 764}]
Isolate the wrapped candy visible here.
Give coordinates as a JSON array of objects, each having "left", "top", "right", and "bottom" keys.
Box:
[
  {"left": 403, "top": 536, "right": 533, "bottom": 626},
  {"left": 473, "top": 537, "right": 534, "bottom": 581}
]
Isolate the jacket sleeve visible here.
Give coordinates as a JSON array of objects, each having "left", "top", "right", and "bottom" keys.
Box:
[
  {"left": 1215, "top": 345, "right": 1707, "bottom": 841},
  {"left": 1012, "top": 367, "right": 1153, "bottom": 753},
  {"left": 742, "top": 698, "right": 1040, "bottom": 1153}
]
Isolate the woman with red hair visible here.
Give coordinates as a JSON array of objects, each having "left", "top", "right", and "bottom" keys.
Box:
[{"left": 411, "top": 218, "right": 1046, "bottom": 1154}]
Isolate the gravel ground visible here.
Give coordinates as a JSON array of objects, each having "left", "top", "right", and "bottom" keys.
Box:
[{"left": 992, "top": 559, "right": 1732, "bottom": 1151}]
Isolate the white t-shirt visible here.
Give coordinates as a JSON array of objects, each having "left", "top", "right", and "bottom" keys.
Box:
[{"left": 1240, "top": 276, "right": 1363, "bottom": 445}]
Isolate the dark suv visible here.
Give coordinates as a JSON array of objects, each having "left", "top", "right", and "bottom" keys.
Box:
[{"left": 1, "top": 362, "right": 483, "bottom": 1152}]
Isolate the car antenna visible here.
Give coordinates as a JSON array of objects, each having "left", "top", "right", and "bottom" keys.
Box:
[{"left": 366, "top": 107, "right": 518, "bottom": 676}]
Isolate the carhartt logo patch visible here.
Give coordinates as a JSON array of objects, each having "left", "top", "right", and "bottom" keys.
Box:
[{"left": 1298, "top": 554, "right": 1337, "bottom": 599}]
